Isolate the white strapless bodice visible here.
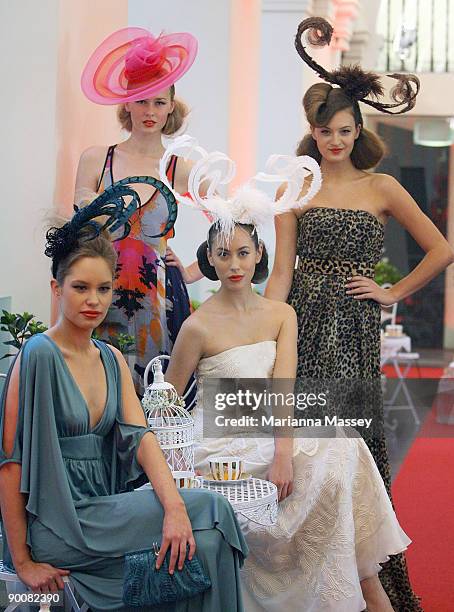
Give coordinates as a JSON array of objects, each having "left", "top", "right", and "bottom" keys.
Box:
[
  {"left": 196, "top": 340, "right": 277, "bottom": 379},
  {"left": 193, "top": 341, "right": 281, "bottom": 461}
]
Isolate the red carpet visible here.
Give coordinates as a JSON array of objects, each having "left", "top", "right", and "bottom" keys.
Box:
[
  {"left": 393, "top": 413, "right": 454, "bottom": 610},
  {"left": 382, "top": 365, "right": 444, "bottom": 379}
]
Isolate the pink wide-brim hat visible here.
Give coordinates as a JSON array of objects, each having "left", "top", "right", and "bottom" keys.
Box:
[{"left": 81, "top": 27, "right": 198, "bottom": 105}]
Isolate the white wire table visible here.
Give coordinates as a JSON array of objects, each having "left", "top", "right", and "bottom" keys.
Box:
[{"left": 195, "top": 477, "right": 278, "bottom": 527}]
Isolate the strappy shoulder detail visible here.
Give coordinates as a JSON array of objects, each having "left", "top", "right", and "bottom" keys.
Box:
[{"left": 96, "top": 145, "right": 116, "bottom": 192}]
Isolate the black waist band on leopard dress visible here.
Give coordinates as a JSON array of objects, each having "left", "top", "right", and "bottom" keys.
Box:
[{"left": 298, "top": 256, "right": 375, "bottom": 278}]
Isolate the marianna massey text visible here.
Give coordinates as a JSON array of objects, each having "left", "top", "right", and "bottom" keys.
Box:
[{"left": 215, "top": 415, "right": 373, "bottom": 429}]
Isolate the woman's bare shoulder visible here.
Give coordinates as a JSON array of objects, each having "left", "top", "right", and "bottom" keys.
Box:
[
  {"left": 369, "top": 172, "right": 401, "bottom": 191},
  {"left": 79, "top": 145, "right": 111, "bottom": 165},
  {"left": 260, "top": 295, "right": 296, "bottom": 322},
  {"left": 75, "top": 146, "right": 113, "bottom": 195},
  {"left": 179, "top": 304, "right": 213, "bottom": 338}
]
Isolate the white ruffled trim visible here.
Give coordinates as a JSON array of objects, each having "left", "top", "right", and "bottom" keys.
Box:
[{"left": 159, "top": 135, "right": 322, "bottom": 242}]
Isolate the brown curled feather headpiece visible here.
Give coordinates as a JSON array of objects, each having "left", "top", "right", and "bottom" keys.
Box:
[{"left": 295, "top": 17, "right": 420, "bottom": 114}]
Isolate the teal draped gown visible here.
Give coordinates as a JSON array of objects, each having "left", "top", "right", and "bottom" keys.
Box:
[{"left": 0, "top": 334, "right": 247, "bottom": 611}]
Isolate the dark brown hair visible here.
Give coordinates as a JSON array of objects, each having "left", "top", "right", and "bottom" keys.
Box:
[
  {"left": 117, "top": 84, "right": 189, "bottom": 135},
  {"left": 296, "top": 83, "right": 386, "bottom": 170},
  {"left": 54, "top": 229, "right": 117, "bottom": 285}
]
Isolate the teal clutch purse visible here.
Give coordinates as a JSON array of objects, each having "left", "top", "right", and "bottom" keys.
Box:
[{"left": 122, "top": 544, "right": 212, "bottom": 607}]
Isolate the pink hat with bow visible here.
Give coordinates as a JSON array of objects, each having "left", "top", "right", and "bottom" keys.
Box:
[{"left": 81, "top": 27, "right": 198, "bottom": 105}]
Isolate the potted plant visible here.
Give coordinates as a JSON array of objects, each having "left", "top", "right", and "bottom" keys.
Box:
[
  {"left": 1, "top": 310, "right": 136, "bottom": 360},
  {"left": 93, "top": 331, "right": 136, "bottom": 355},
  {"left": 0, "top": 310, "right": 48, "bottom": 360},
  {"left": 374, "top": 257, "right": 403, "bottom": 286}
]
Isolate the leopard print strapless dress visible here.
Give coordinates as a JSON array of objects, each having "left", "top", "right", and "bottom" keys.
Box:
[{"left": 288, "top": 207, "right": 422, "bottom": 611}]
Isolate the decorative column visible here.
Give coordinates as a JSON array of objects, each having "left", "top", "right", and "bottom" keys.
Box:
[
  {"left": 342, "top": 0, "right": 382, "bottom": 69},
  {"left": 228, "top": 0, "right": 262, "bottom": 190},
  {"left": 54, "top": 0, "right": 128, "bottom": 214},
  {"left": 312, "top": 0, "right": 335, "bottom": 21},
  {"left": 342, "top": 28, "right": 370, "bottom": 64},
  {"left": 331, "top": 0, "right": 360, "bottom": 52}
]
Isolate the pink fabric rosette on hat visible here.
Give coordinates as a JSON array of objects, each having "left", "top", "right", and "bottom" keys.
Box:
[{"left": 81, "top": 27, "right": 198, "bottom": 105}]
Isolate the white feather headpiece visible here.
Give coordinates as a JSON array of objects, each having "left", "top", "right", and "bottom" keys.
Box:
[{"left": 159, "top": 135, "right": 322, "bottom": 242}]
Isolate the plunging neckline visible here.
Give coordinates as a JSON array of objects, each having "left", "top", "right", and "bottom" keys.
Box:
[{"left": 42, "top": 334, "right": 110, "bottom": 432}]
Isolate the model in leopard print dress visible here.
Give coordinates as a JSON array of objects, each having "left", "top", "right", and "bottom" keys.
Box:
[
  {"left": 267, "top": 20, "right": 453, "bottom": 609},
  {"left": 287, "top": 206, "right": 422, "bottom": 611}
]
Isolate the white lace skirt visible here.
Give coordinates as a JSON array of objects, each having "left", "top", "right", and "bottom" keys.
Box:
[{"left": 194, "top": 417, "right": 411, "bottom": 612}]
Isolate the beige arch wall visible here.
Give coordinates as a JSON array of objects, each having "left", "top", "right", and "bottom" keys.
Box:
[
  {"left": 51, "top": 0, "right": 128, "bottom": 324},
  {"left": 54, "top": 0, "right": 128, "bottom": 214},
  {"left": 0, "top": 0, "right": 127, "bottom": 325}
]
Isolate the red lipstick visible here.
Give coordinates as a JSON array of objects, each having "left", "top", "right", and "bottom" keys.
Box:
[
  {"left": 81, "top": 311, "right": 102, "bottom": 318},
  {"left": 228, "top": 275, "right": 243, "bottom": 282}
]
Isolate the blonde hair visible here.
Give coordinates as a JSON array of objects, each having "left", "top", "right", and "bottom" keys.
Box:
[{"left": 117, "top": 84, "right": 189, "bottom": 135}]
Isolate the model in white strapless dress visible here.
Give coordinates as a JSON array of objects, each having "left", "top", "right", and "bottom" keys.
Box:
[{"left": 193, "top": 341, "right": 411, "bottom": 612}]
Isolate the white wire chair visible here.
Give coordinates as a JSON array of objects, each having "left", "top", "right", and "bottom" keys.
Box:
[
  {"left": 380, "top": 285, "right": 420, "bottom": 426},
  {"left": 0, "top": 562, "right": 88, "bottom": 612},
  {"left": 380, "top": 283, "right": 398, "bottom": 327}
]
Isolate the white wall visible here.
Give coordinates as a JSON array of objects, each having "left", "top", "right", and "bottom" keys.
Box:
[
  {"left": 257, "top": 1, "right": 340, "bottom": 259},
  {"left": 258, "top": 0, "right": 315, "bottom": 167},
  {"left": 0, "top": 0, "right": 59, "bottom": 324},
  {"left": 257, "top": 1, "right": 313, "bottom": 256}
]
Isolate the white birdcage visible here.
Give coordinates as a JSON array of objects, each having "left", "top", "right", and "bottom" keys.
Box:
[{"left": 142, "top": 357, "right": 195, "bottom": 476}]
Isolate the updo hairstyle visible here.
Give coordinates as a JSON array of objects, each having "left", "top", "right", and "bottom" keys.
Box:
[
  {"left": 46, "top": 223, "right": 117, "bottom": 285},
  {"left": 296, "top": 83, "right": 386, "bottom": 170},
  {"left": 197, "top": 223, "right": 269, "bottom": 284}
]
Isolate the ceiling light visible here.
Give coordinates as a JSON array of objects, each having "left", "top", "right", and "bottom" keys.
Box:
[{"left": 413, "top": 119, "right": 454, "bottom": 147}]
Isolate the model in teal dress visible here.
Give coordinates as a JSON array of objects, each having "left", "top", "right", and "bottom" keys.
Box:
[
  {"left": 0, "top": 335, "right": 247, "bottom": 611},
  {"left": 0, "top": 191, "right": 247, "bottom": 611}
]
